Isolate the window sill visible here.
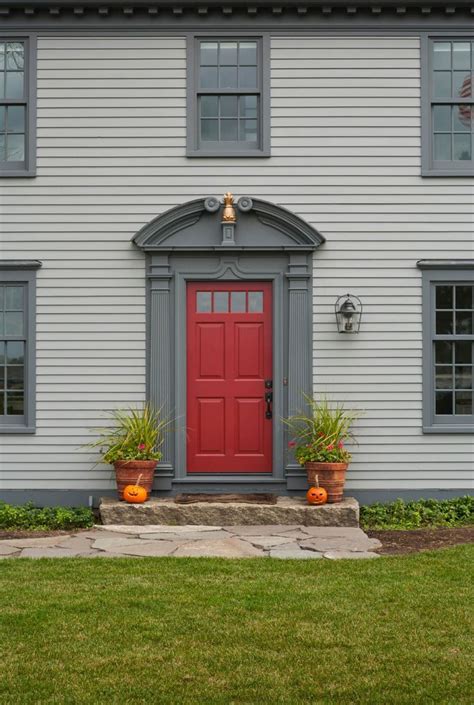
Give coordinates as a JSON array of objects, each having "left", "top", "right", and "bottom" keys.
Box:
[
  {"left": 423, "top": 424, "right": 474, "bottom": 434},
  {"left": 0, "top": 169, "right": 37, "bottom": 178},
  {"left": 422, "top": 168, "right": 474, "bottom": 178},
  {"left": 187, "top": 149, "right": 271, "bottom": 159},
  {"left": 0, "top": 426, "right": 36, "bottom": 434}
]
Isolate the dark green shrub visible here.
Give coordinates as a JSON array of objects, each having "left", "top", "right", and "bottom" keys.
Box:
[
  {"left": 0, "top": 502, "right": 94, "bottom": 531},
  {"left": 360, "top": 496, "right": 474, "bottom": 530}
]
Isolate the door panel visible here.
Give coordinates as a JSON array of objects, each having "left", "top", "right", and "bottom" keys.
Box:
[{"left": 187, "top": 281, "right": 272, "bottom": 473}]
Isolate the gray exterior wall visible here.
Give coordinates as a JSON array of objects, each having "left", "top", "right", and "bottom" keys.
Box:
[{"left": 0, "top": 33, "right": 473, "bottom": 503}]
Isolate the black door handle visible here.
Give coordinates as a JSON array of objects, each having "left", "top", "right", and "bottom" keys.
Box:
[{"left": 265, "top": 391, "right": 273, "bottom": 419}]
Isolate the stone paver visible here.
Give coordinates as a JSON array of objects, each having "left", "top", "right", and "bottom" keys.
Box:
[
  {"left": 0, "top": 525, "right": 381, "bottom": 559},
  {"left": 173, "top": 537, "right": 263, "bottom": 558}
]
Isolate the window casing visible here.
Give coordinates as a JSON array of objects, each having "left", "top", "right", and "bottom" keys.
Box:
[
  {"left": 422, "top": 35, "right": 474, "bottom": 177},
  {"left": 0, "top": 36, "right": 36, "bottom": 177},
  {"left": 187, "top": 35, "right": 270, "bottom": 157},
  {"left": 420, "top": 263, "right": 474, "bottom": 433},
  {"left": 0, "top": 264, "right": 39, "bottom": 433}
]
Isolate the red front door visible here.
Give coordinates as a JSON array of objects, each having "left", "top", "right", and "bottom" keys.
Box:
[{"left": 186, "top": 281, "right": 273, "bottom": 473}]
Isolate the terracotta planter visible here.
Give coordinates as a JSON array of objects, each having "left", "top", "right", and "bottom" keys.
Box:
[
  {"left": 305, "top": 462, "right": 348, "bottom": 504},
  {"left": 113, "top": 460, "right": 157, "bottom": 500}
]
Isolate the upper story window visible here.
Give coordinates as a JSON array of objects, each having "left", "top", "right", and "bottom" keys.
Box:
[
  {"left": 187, "top": 36, "right": 270, "bottom": 158},
  {"left": 422, "top": 36, "right": 474, "bottom": 177},
  {"left": 0, "top": 262, "right": 40, "bottom": 433},
  {"left": 418, "top": 261, "right": 474, "bottom": 433},
  {"left": 0, "top": 37, "right": 36, "bottom": 177}
]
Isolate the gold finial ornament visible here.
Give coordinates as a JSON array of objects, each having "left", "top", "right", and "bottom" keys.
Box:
[{"left": 222, "top": 192, "right": 237, "bottom": 223}]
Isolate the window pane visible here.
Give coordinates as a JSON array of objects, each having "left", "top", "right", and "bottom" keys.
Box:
[
  {"left": 436, "top": 285, "right": 453, "bottom": 309},
  {"left": 200, "top": 96, "right": 218, "bottom": 118},
  {"left": 221, "top": 119, "right": 238, "bottom": 141},
  {"left": 239, "top": 42, "right": 257, "bottom": 66},
  {"left": 5, "top": 286, "right": 23, "bottom": 310},
  {"left": 434, "top": 133, "right": 451, "bottom": 161},
  {"left": 0, "top": 43, "right": 4, "bottom": 70},
  {"left": 240, "top": 119, "right": 258, "bottom": 142},
  {"left": 0, "top": 134, "right": 4, "bottom": 161},
  {"left": 220, "top": 42, "right": 237, "bottom": 66},
  {"left": 454, "top": 71, "right": 472, "bottom": 99},
  {"left": 6, "top": 43, "right": 24, "bottom": 70},
  {"left": 196, "top": 292, "right": 212, "bottom": 313},
  {"left": 455, "top": 366, "right": 473, "bottom": 390},
  {"left": 0, "top": 368, "right": 3, "bottom": 389},
  {"left": 455, "top": 392, "right": 472, "bottom": 415},
  {"left": 5, "top": 311, "right": 23, "bottom": 336},
  {"left": 456, "top": 285, "right": 473, "bottom": 309},
  {"left": 436, "top": 390, "right": 453, "bottom": 415},
  {"left": 0, "top": 106, "right": 4, "bottom": 132},
  {"left": 231, "top": 292, "right": 246, "bottom": 312},
  {"left": 455, "top": 311, "right": 473, "bottom": 335},
  {"left": 6, "top": 392, "right": 23, "bottom": 415},
  {"left": 0, "top": 72, "right": 4, "bottom": 100},
  {"left": 6, "top": 133, "right": 24, "bottom": 162},
  {"left": 0, "top": 312, "right": 4, "bottom": 335},
  {"left": 433, "top": 105, "right": 451, "bottom": 132},
  {"left": 213, "top": 292, "right": 228, "bottom": 313},
  {"left": 6, "top": 366, "right": 23, "bottom": 390},
  {"left": 248, "top": 291, "right": 263, "bottom": 313},
  {"left": 5, "top": 71, "right": 23, "bottom": 99},
  {"left": 0, "top": 393, "right": 3, "bottom": 414},
  {"left": 437, "top": 342, "right": 454, "bottom": 367},
  {"left": 7, "top": 105, "right": 25, "bottom": 133},
  {"left": 453, "top": 133, "right": 471, "bottom": 160},
  {"left": 220, "top": 95, "right": 238, "bottom": 117},
  {"left": 200, "top": 66, "right": 218, "bottom": 90},
  {"left": 201, "top": 119, "right": 218, "bottom": 142},
  {"left": 0, "top": 341, "right": 4, "bottom": 365},
  {"left": 436, "top": 310, "right": 453, "bottom": 334},
  {"left": 453, "top": 42, "right": 471, "bottom": 70},
  {"left": 200, "top": 42, "right": 218, "bottom": 65},
  {"left": 219, "top": 66, "right": 238, "bottom": 89},
  {"left": 7, "top": 341, "right": 24, "bottom": 364},
  {"left": 433, "top": 42, "right": 451, "bottom": 70},
  {"left": 239, "top": 66, "right": 257, "bottom": 89},
  {"left": 434, "top": 72, "right": 451, "bottom": 98},
  {"left": 435, "top": 366, "right": 453, "bottom": 390},
  {"left": 455, "top": 341, "right": 472, "bottom": 364},
  {"left": 240, "top": 95, "right": 258, "bottom": 118},
  {"left": 453, "top": 104, "right": 471, "bottom": 131}
]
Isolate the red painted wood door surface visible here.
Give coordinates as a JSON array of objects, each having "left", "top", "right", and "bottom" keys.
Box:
[{"left": 187, "top": 281, "right": 273, "bottom": 473}]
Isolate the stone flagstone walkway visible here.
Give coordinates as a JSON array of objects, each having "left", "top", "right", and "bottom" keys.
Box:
[{"left": 0, "top": 525, "right": 381, "bottom": 559}]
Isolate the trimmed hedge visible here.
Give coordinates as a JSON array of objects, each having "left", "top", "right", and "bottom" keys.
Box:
[
  {"left": 360, "top": 496, "right": 474, "bottom": 531},
  {"left": 0, "top": 502, "right": 94, "bottom": 531}
]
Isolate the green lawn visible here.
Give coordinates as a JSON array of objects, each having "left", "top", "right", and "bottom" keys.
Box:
[{"left": 0, "top": 547, "right": 473, "bottom": 705}]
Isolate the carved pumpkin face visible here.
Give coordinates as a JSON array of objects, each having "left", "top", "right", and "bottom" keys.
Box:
[
  {"left": 306, "top": 486, "right": 328, "bottom": 505},
  {"left": 123, "top": 485, "right": 148, "bottom": 504}
]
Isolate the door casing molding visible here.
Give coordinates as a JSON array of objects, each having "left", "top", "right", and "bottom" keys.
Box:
[{"left": 133, "top": 197, "right": 323, "bottom": 493}]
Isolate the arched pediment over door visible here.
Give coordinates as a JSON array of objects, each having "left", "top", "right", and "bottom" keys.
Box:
[{"left": 132, "top": 195, "right": 325, "bottom": 494}]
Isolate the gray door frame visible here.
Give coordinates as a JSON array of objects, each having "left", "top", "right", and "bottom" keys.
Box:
[{"left": 133, "top": 196, "right": 324, "bottom": 493}]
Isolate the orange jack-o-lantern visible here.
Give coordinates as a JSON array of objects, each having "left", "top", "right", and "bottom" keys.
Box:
[
  {"left": 306, "top": 486, "right": 328, "bottom": 506},
  {"left": 123, "top": 485, "right": 148, "bottom": 504}
]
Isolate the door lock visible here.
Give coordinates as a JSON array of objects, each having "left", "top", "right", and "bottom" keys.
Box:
[{"left": 265, "top": 391, "right": 273, "bottom": 419}]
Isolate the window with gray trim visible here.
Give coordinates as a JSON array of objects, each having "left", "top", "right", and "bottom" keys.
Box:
[
  {"left": 422, "top": 36, "right": 474, "bottom": 176},
  {"left": 187, "top": 36, "right": 270, "bottom": 157},
  {"left": 420, "top": 265, "right": 474, "bottom": 433},
  {"left": 0, "top": 37, "right": 36, "bottom": 177},
  {"left": 0, "top": 266, "right": 38, "bottom": 433}
]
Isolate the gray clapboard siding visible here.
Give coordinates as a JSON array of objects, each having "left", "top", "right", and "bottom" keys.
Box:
[{"left": 0, "top": 34, "right": 472, "bottom": 495}]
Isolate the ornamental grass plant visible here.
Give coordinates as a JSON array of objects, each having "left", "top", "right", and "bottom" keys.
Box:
[
  {"left": 285, "top": 395, "right": 362, "bottom": 466},
  {"left": 85, "top": 404, "right": 171, "bottom": 464}
]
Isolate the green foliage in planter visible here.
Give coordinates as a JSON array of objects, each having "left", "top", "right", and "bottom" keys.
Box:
[
  {"left": 0, "top": 502, "right": 94, "bottom": 531},
  {"left": 360, "top": 496, "right": 474, "bottom": 530}
]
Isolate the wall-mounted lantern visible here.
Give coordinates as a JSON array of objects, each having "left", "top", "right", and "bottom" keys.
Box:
[{"left": 335, "top": 294, "right": 362, "bottom": 334}]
